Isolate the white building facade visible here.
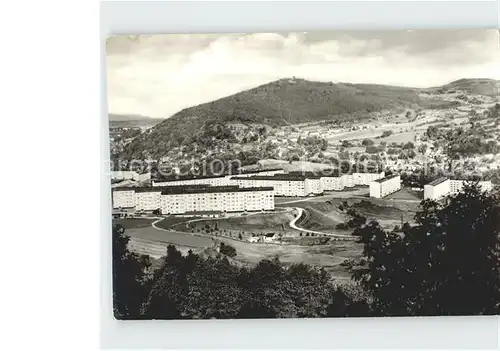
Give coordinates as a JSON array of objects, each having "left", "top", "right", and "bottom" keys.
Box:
[
  {"left": 339, "top": 172, "right": 384, "bottom": 188},
  {"left": 236, "top": 168, "right": 285, "bottom": 177},
  {"left": 304, "top": 177, "right": 324, "bottom": 195},
  {"left": 353, "top": 172, "right": 385, "bottom": 185},
  {"left": 320, "top": 176, "right": 344, "bottom": 191},
  {"left": 424, "top": 177, "right": 450, "bottom": 200},
  {"left": 152, "top": 175, "right": 232, "bottom": 187},
  {"left": 231, "top": 176, "right": 309, "bottom": 197},
  {"left": 424, "top": 178, "right": 493, "bottom": 200},
  {"left": 112, "top": 186, "right": 275, "bottom": 214},
  {"left": 369, "top": 175, "right": 402, "bottom": 198},
  {"left": 151, "top": 168, "right": 285, "bottom": 188},
  {"left": 150, "top": 169, "right": 385, "bottom": 197}
]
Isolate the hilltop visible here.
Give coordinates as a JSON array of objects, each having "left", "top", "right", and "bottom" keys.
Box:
[
  {"left": 117, "top": 77, "right": 497, "bottom": 160},
  {"left": 121, "top": 78, "right": 435, "bottom": 158},
  {"left": 432, "top": 78, "right": 500, "bottom": 96},
  {"left": 157, "top": 77, "right": 424, "bottom": 125},
  {"left": 109, "top": 113, "right": 163, "bottom": 128},
  {"left": 109, "top": 113, "right": 157, "bottom": 122}
]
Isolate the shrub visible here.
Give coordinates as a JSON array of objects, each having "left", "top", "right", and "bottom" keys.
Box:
[
  {"left": 219, "top": 242, "right": 237, "bottom": 258},
  {"left": 336, "top": 223, "right": 349, "bottom": 230}
]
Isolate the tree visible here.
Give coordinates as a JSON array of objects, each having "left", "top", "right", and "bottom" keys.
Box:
[
  {"left": 239, "top": 258, "right": 341, "bottom": 318},
  {"left": 418, "top": 144, "right": 428, "bottom": 154},
  {"left": 180, "top": 256, "right": 245, "bottom": 318},
  {"left": 426, "top": 126, "right": 439, "bottom": 139},
  {"left": 219, "top": 242, "right": 237, "bottom": 258},
  {"left": 112, "top": 224, "right": 152, "bottom": 319},
  {"left": 362, "top": 139, "right": 374, "bottom": 146},
  {"left": 402, "top": 142, "right": 415, "bottom": 150},
  {"left": 352, "top": 183, "right": 500, "bottom": 316},
  {"left": 336, "top": 223, "right": 349, "bottom": 230},
  {"left": 142, "top": 245, "right": 195, "bottom": 319},
  {"left": 321, "top": 139, "right": 328, "bottom": 151}
]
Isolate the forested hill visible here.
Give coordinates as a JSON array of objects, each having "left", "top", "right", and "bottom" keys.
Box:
[
  {"left": 435, "top": 78, "right": 500, "bottom": 96},
  {"left": 121, "top": 78, "right": 427, "bottom": 158}
]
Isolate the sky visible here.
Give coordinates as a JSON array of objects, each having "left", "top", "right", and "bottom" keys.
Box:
[{"left": 106, "top": 30, "right": 500, "bottom": 119}]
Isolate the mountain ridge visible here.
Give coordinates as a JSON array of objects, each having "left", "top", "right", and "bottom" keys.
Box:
[
  {"left": 117, "top": 77, "right": 497, "bottom": 159},
  {"left": 109, "top": 113, "right": 160, "bottom": 122}
]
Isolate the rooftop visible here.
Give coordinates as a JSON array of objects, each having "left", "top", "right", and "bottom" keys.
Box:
[
  {"left": 427, "top": 177, "right": 449, "bottom": 186},
  {"left": 373, "top": 174, "right": 400, "bottom": 183},
  {"left": 161, "top": 186, "right": 274, "bottom": 195},
  {"left": 238, "top": 167, "right": 284, "bottom": 175},
  {"left": 152, "top": 173, "right": 228, "bottom": 182},
  {"left": 231, "top": 174, "right": 310, "bottom": 181},
  {"left": 114, "top": 185, "right": 274, "bottom": 195}
]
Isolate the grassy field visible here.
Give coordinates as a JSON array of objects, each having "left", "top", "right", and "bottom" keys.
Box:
[
  {"left": 218, "top": 236, "right": 363, "bottom": 280},
  {"left": 112, "top": 218, "right": 155, "bottom": 229},
  {"left": 123, "top": 225, "right": 214, "bottom": 248},
  {"left": 114, "top": 213, "right": 363, "bottom": 279},
  {"left": 385, "top": 188, "right": 423, "bottom": 201},
  {"left": 279, "top": 195, "right": 420, "bottom": 233},
  {"left": 185, "top": 210, "right": 299, "bottom": 240},
  {"left": 155, "top": 216, "right": 203, "bottom": 230},
  {"left": 381, "top": 131, "right": 416, "bottom": 144},
  {"left": 299, "top": 202, "right": 348, "bottom": 232}
]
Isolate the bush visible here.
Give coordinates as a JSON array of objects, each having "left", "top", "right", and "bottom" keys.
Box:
[
  {"left": 336, "top": 223, "right": 349, "bottom": 230},
  {"left": 219, "top": 242, "right": 237, "bottom": 258}
]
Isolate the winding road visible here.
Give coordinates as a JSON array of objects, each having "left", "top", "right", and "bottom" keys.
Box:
[{"left": 288, "top": 207, "right": 358, "bottom": 241}]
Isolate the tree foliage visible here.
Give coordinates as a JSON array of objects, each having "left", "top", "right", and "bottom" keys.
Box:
[
  {"left": 352, "top": 183, "right": 500, "bottom": 316},
  {"left": 112, "top": 224, "right": 152, "bottom": 319},
  {"left": 219, "top": 242, "right": 237, "bottom": 258},
  {"left": 137, "top": 246, "right": 368, "bottom": 319}
]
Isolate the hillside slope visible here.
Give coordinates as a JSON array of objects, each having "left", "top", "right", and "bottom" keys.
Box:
[
  {"left": 434, "top": 78, "right": 500, "bottom": 96},
  {"left": 160, "top": 78, "right": 422, "bottom": 125},
  {"left": 109, "top": 113, "right": 163, "bottom": 128},
  {"left": 123, "top": 78, "right": 426, "bottom": 158}
]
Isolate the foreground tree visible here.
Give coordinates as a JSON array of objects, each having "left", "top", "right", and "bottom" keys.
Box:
[
  {"left": 352, "top": 183, "right": 500, "bottom": 316},
  {"left": 141, "top": 248, "right": 366, "bottom": 319},
  {"left": 112, "top": 224, "right": 152, "bottom": 319}
]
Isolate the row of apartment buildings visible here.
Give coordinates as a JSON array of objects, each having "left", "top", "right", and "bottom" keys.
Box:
[
  {"left": 113, "top": 185, "right": 275, "bottom": 215},
  {"left": 423, "top": 177, "right": 493, "bottom": 200},
  {"left": 111, "top": 171, "right": 151, "bottom": 182},
  {"left": 112, "top": 167, "right": 386, "bottom": 215},
  {"left": 151, "top": 169, "right": 385, "bottom": 197}
]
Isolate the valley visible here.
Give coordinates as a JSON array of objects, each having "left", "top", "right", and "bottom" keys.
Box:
[{"left": 110, "top": 77, "right": 500, "bottom": 278}]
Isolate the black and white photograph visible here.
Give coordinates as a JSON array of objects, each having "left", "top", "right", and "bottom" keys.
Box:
[{"left": 106, "top": 30, "right": 500, "bottom": 320}]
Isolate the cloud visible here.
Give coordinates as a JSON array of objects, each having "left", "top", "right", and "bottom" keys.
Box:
[{"left": 106, "top": 30, "right": 500, "bottom": 118}]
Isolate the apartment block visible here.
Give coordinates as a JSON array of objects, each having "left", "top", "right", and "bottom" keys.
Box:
[
  {"left": 112, "top": 185, "right": 275, "bottom": 215},
  {"left": 424, "top": 178, "right": 493, "bottom": 200},
  {"left": 369, "top": 175, "right": 402, "bottom": 198}
]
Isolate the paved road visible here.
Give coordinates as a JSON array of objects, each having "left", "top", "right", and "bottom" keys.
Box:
[{"left": 288, "top": 207, "right": 358, "bottom": 241}]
